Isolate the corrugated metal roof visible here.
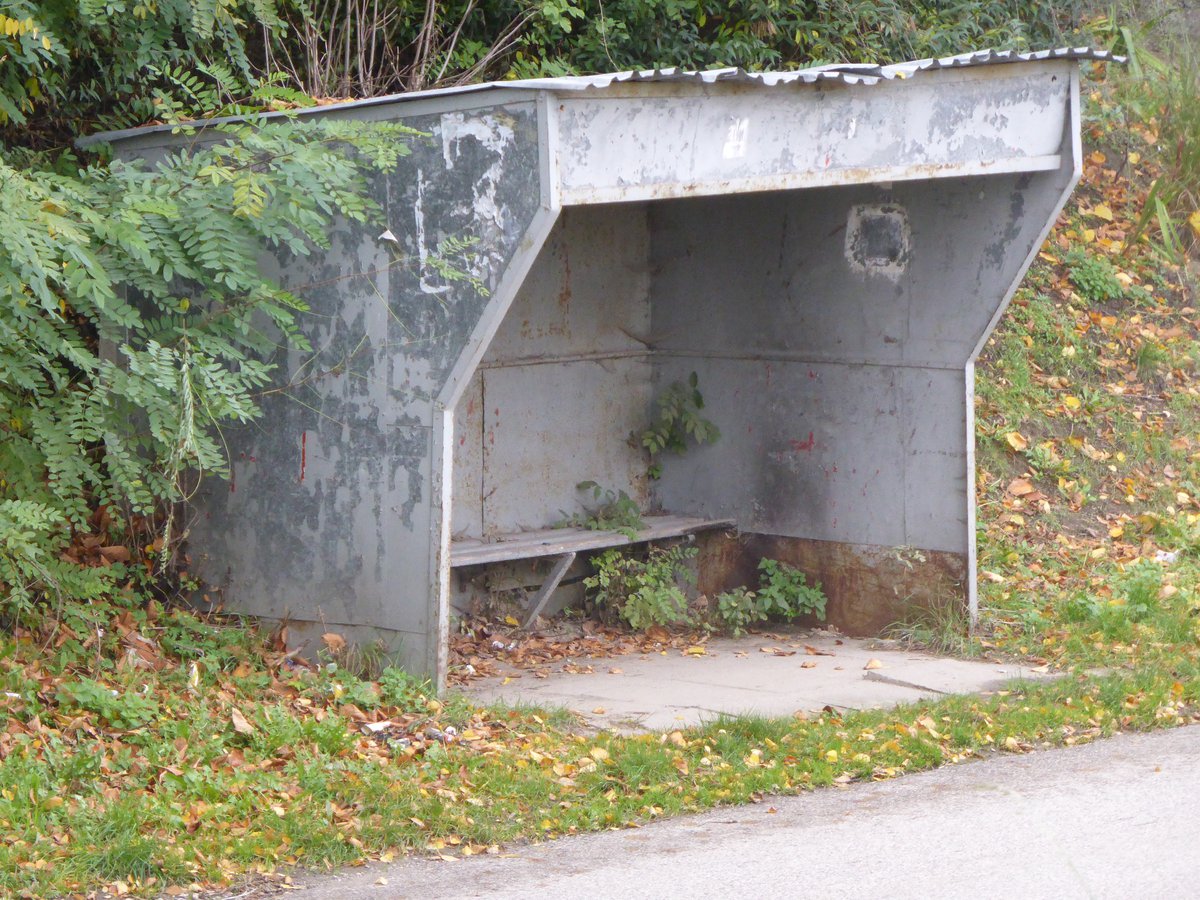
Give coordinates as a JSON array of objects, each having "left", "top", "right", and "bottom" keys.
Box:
[{"left": 83, "top": 47, "right": 1121, "bottom": 146}]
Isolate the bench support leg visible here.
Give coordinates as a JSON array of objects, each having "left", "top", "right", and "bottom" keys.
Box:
[{"left": 523, "top": 551, "right": 577, "bottom": 629}]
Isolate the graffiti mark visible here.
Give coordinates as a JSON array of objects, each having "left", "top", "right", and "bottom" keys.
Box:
[
  {"left": 790, "top": 432, "right": 816, "bottom": 452},
  {"left": 299, "top": 431, "right": 307, "bottom": 483}
]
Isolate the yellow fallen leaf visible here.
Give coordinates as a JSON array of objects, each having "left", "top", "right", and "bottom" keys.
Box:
[
  {"left": 1128, "top": 151, "right": 1140, "bottom": 165},
  {"left": 824, "top": 750, "right": 838, "bottom": 762},
  {"left": 1190, "top": 210, "right": 1200, "bottom": 240},
  {"left": 589, "top": 746, "right": 609, "bottom": 762},
  {"left": 685, "top": 645, "right": 706, "bottom": 657},
  {"left": 1063, "top": 395, "right": 1082, "bottom": 411},
  {"left": 504, "top": 615, "right": 519, "bottom": 627},
  {"left": 1091, "top": 203, "right": 1114, "bottom": 222},
  {"left": 863, "top": 658, "right": 883, "bottom": 670},
  {"left": 1005, "top": 431, "right": 1029, "bottom": 452}
]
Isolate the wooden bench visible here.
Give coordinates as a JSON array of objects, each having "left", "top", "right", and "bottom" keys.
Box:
[{"left": 450, "top": 515, "right": 736, "bottom": 627}]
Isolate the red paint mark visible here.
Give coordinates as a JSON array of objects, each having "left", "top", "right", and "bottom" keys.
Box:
[
  {"left": 459, "top": 435, "right": 466, "bottom": 446},
  {"left": 789, "top": 432, "right": 816, "bottom": 452},
  {"left": 808, "top": 369, "right": 818, "bottom": 379},
  {"left": 299, "top": 431, "right": 307, "bottom": 483}
]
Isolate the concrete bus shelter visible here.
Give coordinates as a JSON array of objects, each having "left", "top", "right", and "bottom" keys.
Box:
[{"left": 90, "top": 48, "right": 1117, "bottom": 686}]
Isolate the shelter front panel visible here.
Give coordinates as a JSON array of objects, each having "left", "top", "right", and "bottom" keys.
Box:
[{"left": 554, "top": 63, "right": 1069, "bottom": 203}]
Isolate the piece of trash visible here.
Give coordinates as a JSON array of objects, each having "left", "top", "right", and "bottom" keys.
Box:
[
  {"left": 863, "top": 658, "right": 884, "bottom": 670},
  {"left": 362, "top": 720, "right": 393, "bottom": 734},
  {"left": 1156, "top": 550, "right": 1180, "bottom": 564},
  {"left": 378, "top": 229, "right": 399, "bottom": 244},
  {"left": 491, "top": 640, "right": 506, "bottom": 650},
  {"left": 376, "top": 877, "right": 389, "bottom": 885}
]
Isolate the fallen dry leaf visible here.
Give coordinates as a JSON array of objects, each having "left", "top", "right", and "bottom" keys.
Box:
[
  {"left": 321, "top": 632, "right": 347, "bottom": 653},
  {"left": 1008, "top": 477, "right": 1036, "bottom": 497},
  {"left": 230, "top": 707, "right": 256, "bottom": 735},
  {"left": 863, "top": 658, "right": 884, "bottom": 670}
]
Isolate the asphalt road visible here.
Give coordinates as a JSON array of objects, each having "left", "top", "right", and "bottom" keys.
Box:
[{"left": 279, "top": 725, "right": 1200, "bottom": 899}]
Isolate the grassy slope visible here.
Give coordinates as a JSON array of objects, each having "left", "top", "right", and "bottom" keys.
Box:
[{"left": 2, "top": 61, "right": 1200, "bottom": 899}]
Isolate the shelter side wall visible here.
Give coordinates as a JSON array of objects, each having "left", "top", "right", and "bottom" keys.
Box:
[
  {"left": 184, "top": 103, "right": 544, "bottom": 675},
  {"left": 451, "top": 206, "right": 654, "bottom": 538}
]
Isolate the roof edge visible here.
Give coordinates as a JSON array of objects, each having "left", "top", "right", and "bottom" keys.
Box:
[{"left": 78, "top": 46, "right": 1123, "bottom": 149}]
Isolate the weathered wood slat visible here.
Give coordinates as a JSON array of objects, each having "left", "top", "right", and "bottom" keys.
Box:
[{"left": 450, "top": 515, "right": 736, "bottom": 567}]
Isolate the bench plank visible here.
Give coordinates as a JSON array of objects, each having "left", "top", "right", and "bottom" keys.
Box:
[{"left": 450, "top": 515, "right": 736, "bottom": 568}]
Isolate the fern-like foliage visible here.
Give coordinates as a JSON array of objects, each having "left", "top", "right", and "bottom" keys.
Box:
[{"left": 0, "top": 117, "right": 421, "bottom": 625}]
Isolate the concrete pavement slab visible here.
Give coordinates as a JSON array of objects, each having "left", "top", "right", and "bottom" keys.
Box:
[{"left": 462, "top": 630, "right": 1051, "bottom": 731}]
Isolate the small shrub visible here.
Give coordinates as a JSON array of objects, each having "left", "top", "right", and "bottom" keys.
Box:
[
  {"left": 714, "top": 586, "right": 761, "bottom": 636},
  {"left": 711, "top": 559, "right": 827, "bottom": 635},
  {"left": 756, "top": 558, "right": 827, "bottom": 621},
  {"left": 584, "top": 545, "right": 697, "bottom": 630},
  {"left": 641, "top": 372, "right": 720, "bottom": 479}
]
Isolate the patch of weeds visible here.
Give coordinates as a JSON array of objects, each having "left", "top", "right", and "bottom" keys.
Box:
[
  {"left": 584, "top": 545, "right": 697, "bottom": 629},
  {"left": 559, "top": 481, "right": 645, "bottom": 538},
  {"left": 886, "top": 591, "right": 979, "bottom": 657},
  {"left": 1066, "top": 248, "right": 1125, "bottom": 302},
  {"left": 379, "top": 667, "right": 435, "bottom": 708},
  {"left": 1135, "top": 339, "right": 1170, "bottom": 381},
  {"left": 711, "top": 559, "right": 827, "bottom": 635},
  {"left": 66, "top": 799, "right": 188, "bottom": 885},
  {"left": 55, "top": 678, "right": 160, "bottom": 730}
]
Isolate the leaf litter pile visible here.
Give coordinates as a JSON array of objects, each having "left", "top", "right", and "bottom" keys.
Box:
[
  {"left": 449, "top": 618, "right": 713, "bottom": 684},
  {"left": 5, "top": 64, "right": 1200, "bottom": 900}
]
